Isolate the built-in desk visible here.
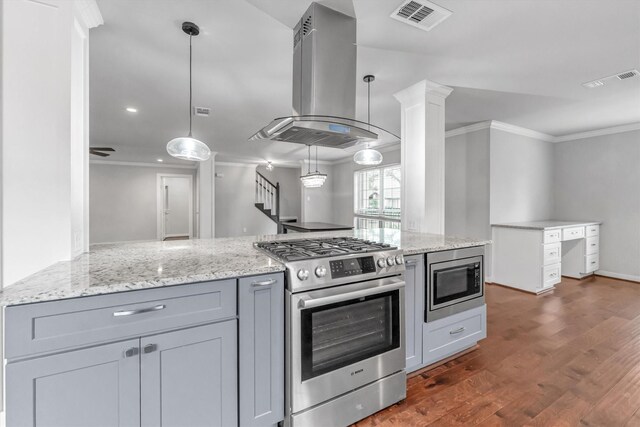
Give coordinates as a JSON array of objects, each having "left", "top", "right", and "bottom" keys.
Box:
[{"left": 491, "top": 221, "right": 601, "bottom": 294}]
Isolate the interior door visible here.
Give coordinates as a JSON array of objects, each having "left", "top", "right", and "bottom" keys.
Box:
[{"left": 161, "top": 176, "right": 191, "bottom": 239}]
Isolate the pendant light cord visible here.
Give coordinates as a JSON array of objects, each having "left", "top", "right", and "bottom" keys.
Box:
[
  {"left": 367, "top": 79, "right": 371, "bottom": 127},
  {"left": 188, "top": 34, "right": 193, "bottom": 137}
]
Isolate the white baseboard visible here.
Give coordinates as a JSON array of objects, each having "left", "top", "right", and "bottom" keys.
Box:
[{"left": 596, "top": 270, "right": 640, "bottom": 283}]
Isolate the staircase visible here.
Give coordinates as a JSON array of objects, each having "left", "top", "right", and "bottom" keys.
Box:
[{"left": 255, "top": 171, "right": 283, "bottom": 233}]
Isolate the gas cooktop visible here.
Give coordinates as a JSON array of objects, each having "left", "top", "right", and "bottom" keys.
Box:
[{"left": 254, "top": 237, "right": 396, "bottom": 262}]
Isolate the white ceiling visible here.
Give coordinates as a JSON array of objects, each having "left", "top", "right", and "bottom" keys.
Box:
[{"left": 90, "top": 0, "right": 640, "bottom": 165}]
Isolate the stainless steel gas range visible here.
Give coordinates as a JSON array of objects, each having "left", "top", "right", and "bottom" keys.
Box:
[{"left": 255, "top": 237, "right": 407, "bottom": 427}]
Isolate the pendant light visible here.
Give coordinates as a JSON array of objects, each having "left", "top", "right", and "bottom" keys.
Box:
[
  {"left": 300, "top": 145, "right": 327, "bottom": 188},
  {"left": 353, "top": 75, "right": 383, "bottom": 166},
  {"left": 166, "top": 22, "right": 211, "bottom": 162}
]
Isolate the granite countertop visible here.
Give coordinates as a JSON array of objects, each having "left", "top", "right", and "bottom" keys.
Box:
[
  {"left": 0, "top": 229, "right": 490, "bottom": 307},
  {"left": 491, "top": 220, "right": 602, "bottom": 230}
]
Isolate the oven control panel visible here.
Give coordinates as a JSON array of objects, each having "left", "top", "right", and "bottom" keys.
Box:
[{"left": 329, "top": 256, "right": 376, "bottom": 278}]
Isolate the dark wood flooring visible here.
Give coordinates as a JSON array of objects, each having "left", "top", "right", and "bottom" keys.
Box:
[{"left": 356, "top": 275, "right": 640, "bottom": 426}]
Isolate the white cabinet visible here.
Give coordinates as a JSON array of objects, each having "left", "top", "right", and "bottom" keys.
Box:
[
  {"left": 422, "top": 305, "right": 487, "bottom": 366},
  {"left": 493, "top": 223, "right": 600, "bottom": 293},
  {"left": 403, "top": 255, "right": 424, "bottom": 372}
]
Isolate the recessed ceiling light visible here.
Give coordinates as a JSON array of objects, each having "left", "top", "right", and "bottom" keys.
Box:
[
  {"left": 157, "top": 158, "right": 163, "bottom": 162},
  {"left": 126, "top": 107, "right": 138, "bottom": 113}
]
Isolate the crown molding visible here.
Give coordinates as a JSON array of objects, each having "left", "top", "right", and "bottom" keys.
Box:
[
  {"left": 394, "top": 79, "right": 453, "bottom": 104},
  {"left": 554, "top": 122, "right": 640, "bottom": 143},
  {"left": 489, "top": 121, "right": 556, "bottom": 142},
  {"left": 215, "top": 161, "right": 258, "bottom": 168},
  {"left": 74, "top": 0, "right": 104, "bottom": 29},
  {"left": 90, "top": 160, "right": 196, "bottom": 169},
  {"left": 445, "top": 121, "right": 493, "bottom": 138}
]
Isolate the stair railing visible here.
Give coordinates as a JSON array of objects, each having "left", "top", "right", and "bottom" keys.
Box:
[{"left": 255, "top": 171, "right": 280, "bottom": 229}]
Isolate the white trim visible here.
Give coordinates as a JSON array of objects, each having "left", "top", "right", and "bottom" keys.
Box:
[
  {"left": 156, "top": 174, "right": 194, "bottom": 241},
  {"left": 73, "top": 0, "right": 103, "bottom": 29},
  {"left": 445, "top": 121, "right": 492, "bottom": 138},
  {"left": 554, "top": 122, "right": 640, "bottom": 143},
  {"left": 215, "top": 161, "right": 259, "bottom": 168},
  {"left": 90, "top": 160, "right": 196, "bottom": 169},
  {"left": 444, "top": 120, "right": 640, "bottom": 143},
  {"left": 489, "top": 121, "right": 556, "bottom": 142},
  {"left": 596, "top": 270, "right": 640, "bottom": 283}
]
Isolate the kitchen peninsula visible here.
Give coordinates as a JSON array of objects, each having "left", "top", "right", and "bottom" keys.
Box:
[{"left": 1, "top": 229, "right": 489, "bottom": 427}]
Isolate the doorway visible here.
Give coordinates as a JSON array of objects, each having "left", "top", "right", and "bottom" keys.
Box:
[{"left": 157, "top": 174, "right": 193, "bottom": 241}]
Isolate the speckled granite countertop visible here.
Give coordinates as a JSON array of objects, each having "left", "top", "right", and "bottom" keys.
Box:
[
  {"left": 0, "top": 229, "right": 489, "bottom": 306},
  {"left": 491, "top": 220, "right": 601, "bottom": 230}
]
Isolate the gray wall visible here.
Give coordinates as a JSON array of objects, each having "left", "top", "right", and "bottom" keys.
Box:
[
  {"left": 445, "top": 128, "right": 491, "bottom": 240},
  {"left": 301, "top": 161, "right": 335, "bottom": 223},
  {"left": 553, "top": 130, "right": 640, "bottom": 279},
  {"left": 215, "top": 164, "right": 276, "bottom": 237},
  {"left": 255, "top": 165, "right": 301, "bottom": 220},
  {"left": 489, "top": 129, "right": 555, "bottom": 224},
  {"left": 90, "top": 164, "right": 196, "bottom": 244},
  {"left": 331, "top": 149, "right": 402, "bottom": 226}
]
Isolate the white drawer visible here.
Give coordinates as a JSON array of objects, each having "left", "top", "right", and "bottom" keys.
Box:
[
  {"left": 542, "top": 263, "right": 561, "bottom": 289},
  {"left": 586, "top": 236, "right": 599, "bottom": 255},
  {"left": 562, "top": 226, "right": 585, "bottom": 241},
  {"left": 542, "top": 243, "right": 561, "bottom": 265},
  {"left": 586, "top": 224, "right": 599, "bottom": 237},
  {"left": 543, "top": 229, "right": 562, "bottom": 244},
  {"left": 585, "top": 254, "right": 599, "bottom": 273},
  {"left": 423, "top": 305, "right": 486, "bottom": 365}
]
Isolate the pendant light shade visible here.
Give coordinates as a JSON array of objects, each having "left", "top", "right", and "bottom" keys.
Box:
[
  {"left": 353, "top": 148, "right": 383, "bottom": 166},
  {"left": 301, "top": 145, "right": 327, "bottom": 188},
  {"left": 354, "top": 75, "right": 382, "bottom": 166},
  {"left": 167, "top": 22, "right": 211, "bottom": 162}
]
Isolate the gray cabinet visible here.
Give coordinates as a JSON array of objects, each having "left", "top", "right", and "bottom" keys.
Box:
[
  {"left": 6, "top": 339, "right": 141, "bottom": 427},
  {"left": 141, "top": 321, "right": 238, "bottom": 427},
  {"left": 239, "top": 273, "right": 285, "bottom": 427},
  {"left": 404, "top": 255, "right": 424, "bottom": 372}
]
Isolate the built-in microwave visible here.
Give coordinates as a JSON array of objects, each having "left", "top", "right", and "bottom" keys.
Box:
[{"left": 425, "top": 246, "right": 485, "bottom": 322}]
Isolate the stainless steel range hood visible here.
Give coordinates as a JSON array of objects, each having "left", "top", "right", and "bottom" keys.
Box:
[{"left": 249, "top": 3, "right": 398, "bottom": 148}]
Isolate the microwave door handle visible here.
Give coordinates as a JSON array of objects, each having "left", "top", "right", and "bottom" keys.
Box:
[{"left": 298, "top": 282, "right": 404, "bottom": 309}]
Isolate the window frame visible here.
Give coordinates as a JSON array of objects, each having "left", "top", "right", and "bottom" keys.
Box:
[{"left": 353, "top": 164, "right": 401, "bottom": 229}]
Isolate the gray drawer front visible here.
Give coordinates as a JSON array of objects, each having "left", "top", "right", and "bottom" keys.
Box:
[{"left": 5, "top": 280, "right": 236, "bottom": 359}]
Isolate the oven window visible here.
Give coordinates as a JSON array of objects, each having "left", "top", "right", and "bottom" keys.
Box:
[
  {"left": 432, "top": 262, "right": 481, "bottom": 306},
  {"left": 300, "top": 290, "right": 399, "bottom": 381}
]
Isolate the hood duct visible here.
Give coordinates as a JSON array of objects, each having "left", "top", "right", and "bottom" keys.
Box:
[{"left": 249, "top": 2, "right": 399, "bottom": 148}]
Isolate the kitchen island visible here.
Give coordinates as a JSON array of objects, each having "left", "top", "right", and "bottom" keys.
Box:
[{"left": 1, "top": 229, "right": 490, "bottom": 427}]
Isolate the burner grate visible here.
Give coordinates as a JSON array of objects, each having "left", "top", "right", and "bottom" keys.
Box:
[{"left": 255, "top": 237, "right": 396, "bottom": 262}]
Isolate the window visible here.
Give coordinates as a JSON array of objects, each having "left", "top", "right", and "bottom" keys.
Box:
[{"left": 354, "top": 165, "right": 401, "bottom": 229}]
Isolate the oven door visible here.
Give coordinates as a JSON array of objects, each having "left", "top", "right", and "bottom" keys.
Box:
[{"left": 289, "top": 276, "right": 405, "bottom": 413}]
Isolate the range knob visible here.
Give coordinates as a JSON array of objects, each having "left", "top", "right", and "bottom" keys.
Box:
[
  {"left": 377, "top": 258, "right": 387, "bottom": 268},
  {"left": 315, "top": 265, "right": 327, "bottom": 278},
  {"left": 386, "top": 257, "right": 395, "bottom": 266},
  {"left": 395, "top": 255, "right": 404, "bottom": 265},
  {"left": 297, "top": 269, "right": 310, "bottom": 281}
]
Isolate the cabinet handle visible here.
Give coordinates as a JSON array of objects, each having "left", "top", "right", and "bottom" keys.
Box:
[
  {"left": 251, "top": 278, "right": 277, "bottom": 287},
  {"left": 550, "top": 272, "right": 557, "bottom": 277},
  {"left": 450, "top": 327, "right": 466, "bottom": 335},
  {"left": 549, "top": 251, "right": 557, "bottom": 256},
  {"left": 143, "top": 344, "right": 158, "bottom": 354},
  {"left": 590, "top": 243, "right": 597, "bottom": 247},
  {"left": 113, "top": 304, "right": 166, "bottom": 317},
  {"left": 405, "top": 260, "right": 417, "bottom": 266},
  {"left": 124, "top": 347, "right": 139, "bottom": 358},
  {"left": 591, "top": 261, "right": 597, "bottom": 265}
]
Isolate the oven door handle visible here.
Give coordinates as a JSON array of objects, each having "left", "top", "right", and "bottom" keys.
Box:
[{"left": 298, "top": 281, "right": 404, "bottom": 309}]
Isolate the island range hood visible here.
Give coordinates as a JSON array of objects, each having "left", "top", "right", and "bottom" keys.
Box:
[{"left": 249, "top": 2, "right": 398, "bottom": 148}]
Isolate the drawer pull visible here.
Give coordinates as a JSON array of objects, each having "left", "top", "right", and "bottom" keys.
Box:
[
  {"left": 591, "top": 261, "right": 597, "bottom": 265},
  {"left": 251, "top": 278, "right": 277, "bottom": 287},
  {"left": 549, "top": 251, "right": 557, "bottom": 256},
  {"left": 113, "top": 304, "right": 166, "bottom": 317},
  {"left": 143, "top": 343, "right": 158, "bottom": 354},
  {"left": 450, "top": 327, "right": 466, "bottom": 335},
  {"left": 590, "top": 243, "right": 597, "bottom": 247},
  {"left": 549, "top": 272, "right": 557, "bottom": 277},
  {"left": 124, "top": 347, "right": 139, "bottom": 358}
]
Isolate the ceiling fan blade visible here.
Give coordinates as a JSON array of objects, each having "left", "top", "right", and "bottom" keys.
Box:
[
  {"left": 90, "top": 150, "right": 110, "bottom": 157},
  {"left": 90, "top": 147, "right": 115, "bottom": 152}
]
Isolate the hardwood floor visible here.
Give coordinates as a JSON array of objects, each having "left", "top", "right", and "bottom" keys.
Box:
[{"left": 356, "top": 275, "right": 640, "bottom": 426}]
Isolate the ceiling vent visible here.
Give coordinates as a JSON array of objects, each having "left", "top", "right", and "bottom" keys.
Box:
[
  {"left": 390, "top": 0, "right": 452, "bottom": 31},
  {"left": 193, "top": 107, "right": 210, "bottom": 117},
  {"left": 583, "top": 69, "right": 639, "bottom": 88}
]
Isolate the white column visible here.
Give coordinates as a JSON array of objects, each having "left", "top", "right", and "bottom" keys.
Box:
[
  {"left": 197, "top": 152, "right": 217, "bottom": 238},
  {"left": 394, "top": 80, "right": 452, "bottom": 234}
]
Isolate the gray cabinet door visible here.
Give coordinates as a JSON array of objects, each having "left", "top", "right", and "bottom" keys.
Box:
[
  {"left": 6, "top": 339, "right": 140, "bottom": 427},
  {"left": 140, "top": 321, "right": 238, "bottom": 427},
  {"left": 239, "top": 273, "right": 284, "bottom": 427},
  {"left": 404, "top": 255, "right": 425, "bottom": 371}
]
